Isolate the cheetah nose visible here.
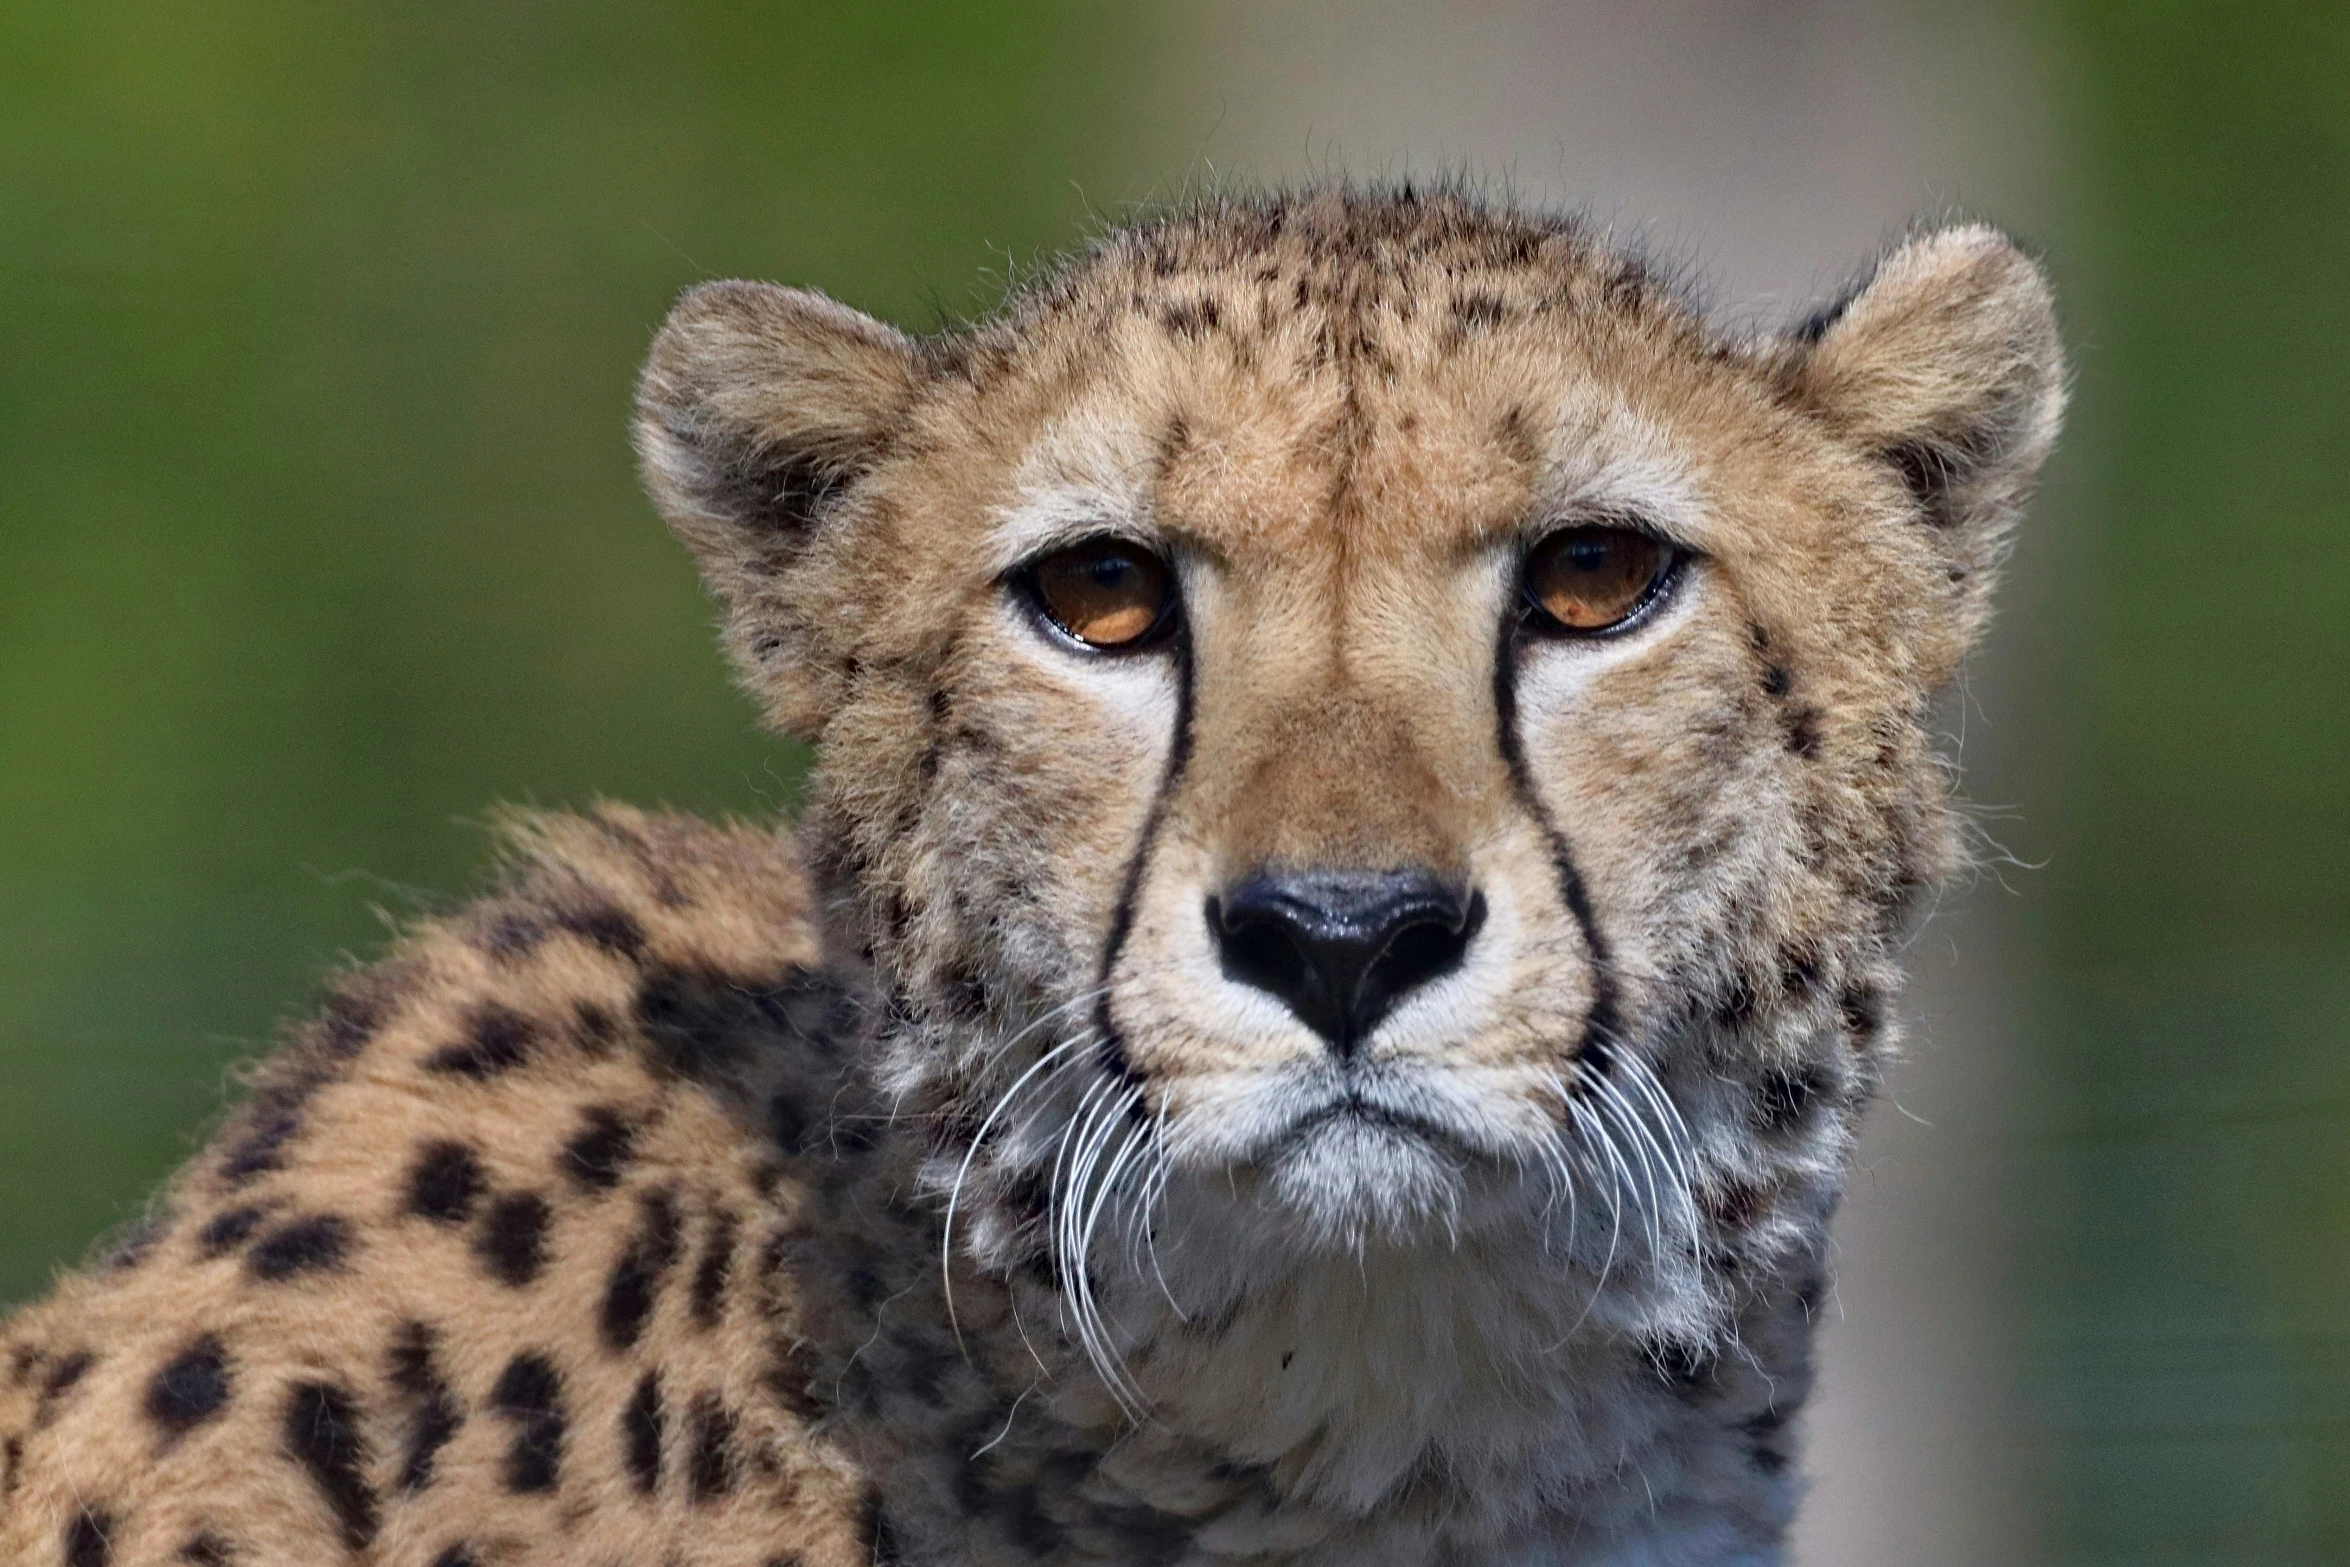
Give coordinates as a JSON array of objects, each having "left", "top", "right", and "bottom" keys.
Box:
[{"left": 1207, "top": 870, "right": 1486, "bottom": 1056}]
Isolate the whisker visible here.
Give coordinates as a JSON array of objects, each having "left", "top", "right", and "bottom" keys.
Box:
[{"left": 941, "top": 1024, "right": 1100, "bottom": 1353}]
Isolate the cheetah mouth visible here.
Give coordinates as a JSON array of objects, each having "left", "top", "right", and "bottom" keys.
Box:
[
  {"left": 1227, "top": 1077, "right": 1515, "bottom": 1243},
  {"left": 1268, "top": 1095, "right": 1474, "bottom": 1163}
]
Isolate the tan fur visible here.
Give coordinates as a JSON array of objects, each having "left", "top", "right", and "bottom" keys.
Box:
[{"left": 3, "top": 189, "right": 2062, "bottom": 1566}]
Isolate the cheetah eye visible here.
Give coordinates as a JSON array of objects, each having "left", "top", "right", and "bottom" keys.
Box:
[
  {"left": 1023, "top": 537, "right": 1179, "bottom": 652},
  {"left": 1521, "top": 524, "right": 1680, "bottom": 635}
]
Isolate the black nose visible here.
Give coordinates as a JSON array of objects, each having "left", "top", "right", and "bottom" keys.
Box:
[{"left": 1207, "top": 869, "right": 1486, "bottom": 1054}]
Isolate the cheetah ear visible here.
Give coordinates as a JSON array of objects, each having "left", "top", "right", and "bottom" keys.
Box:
[
  {"left": 1781, "top": 225, "right": 2067, "bottom": 650},
  {"left": 635, "top": 280, "right": 926, "bottom": 733},
  {"left": 636, "top": 279, "right": 924, "bottom": 554}
]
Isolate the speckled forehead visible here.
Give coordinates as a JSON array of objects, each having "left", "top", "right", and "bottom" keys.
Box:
[{"left": 987, "top": 270, "right": 1725, "bottom": 569}]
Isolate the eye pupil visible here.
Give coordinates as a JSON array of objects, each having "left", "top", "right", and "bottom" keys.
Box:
[
  {"left": 1524, "top": 524, "right": 1675, "bottom": 634},
  {"left": 1028, "top": 538, "right": 1177, "bottom": 650}
]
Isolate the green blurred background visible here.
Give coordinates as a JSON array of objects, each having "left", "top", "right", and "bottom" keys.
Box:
[{"left": 2, "top": 2, "right": 2343, "bottom": 1560}]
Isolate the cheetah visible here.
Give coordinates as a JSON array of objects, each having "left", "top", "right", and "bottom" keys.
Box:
[{"left": 0, "top": 188, "right": 2063, "bottom": 1566}]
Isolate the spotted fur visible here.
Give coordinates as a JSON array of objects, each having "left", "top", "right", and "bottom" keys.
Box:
[{"left": 1, "top": 188, "right": 2062, "bottom": 1565}]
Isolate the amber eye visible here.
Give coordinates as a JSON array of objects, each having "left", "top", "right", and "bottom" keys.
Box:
[
  {"left": 1522, "top": 524, "right": 1678, "bottom": 634},
  {"left": 1025, "top": 537, "right": 1178, "bottom": 650}
]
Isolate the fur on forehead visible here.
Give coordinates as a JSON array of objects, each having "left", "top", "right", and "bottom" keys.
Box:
[{"left": 635, "top": 189, "right": 2064, "bottom": 736}]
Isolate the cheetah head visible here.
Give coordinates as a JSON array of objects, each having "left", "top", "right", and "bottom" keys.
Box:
[{"left": 635, "top": 193, "right": 2061, "bottom": 1377}]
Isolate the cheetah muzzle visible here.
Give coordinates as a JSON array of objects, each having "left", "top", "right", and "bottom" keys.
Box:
[{"left": 2, "top": 188, "right": 2063, "bottom": 1567}]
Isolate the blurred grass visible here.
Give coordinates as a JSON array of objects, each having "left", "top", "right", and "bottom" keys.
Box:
[
  {"left": 0, "top": 0, "right": 1142, "bottom": 1305},
  {"left": 2025, "top": 1, "right": 2350, "bottom": 1558}
]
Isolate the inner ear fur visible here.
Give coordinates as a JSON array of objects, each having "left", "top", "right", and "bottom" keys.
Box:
[
  {"left": 635, "top": 280, "right": 926, "bottom": 733},
  {"left": 1781, "top": 225, "right": 2066, "bottom": 648}
]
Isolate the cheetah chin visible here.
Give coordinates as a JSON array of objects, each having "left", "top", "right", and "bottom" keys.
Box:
[{"left": 3, "top": 186, "right": 2063, "bottom": 1567}]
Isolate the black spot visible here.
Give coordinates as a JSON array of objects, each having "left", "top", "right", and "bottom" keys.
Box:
[
  {"left": 246, "top": 1215, "right": 351, "bottom": 1281},
  {"left": 687, "top": 1392, "right": 737, "bottom": 1503},
  {"left": 406, "top": 1142, "right": 486, "bottom": 1224},
  {"left": 146, "top": 1335, "right": 233, "bottom": 1443},
  {"left": 600, "top": 1189, "right": 684, "bottom": 1350},
  {"left": 1641, "top": 1336, "right": 1718, "bottom": 1390},
  {"left": 635, "top": 967, "right": 766, "bottom": 1079},
  {"left": 2, "top": 1434, "right": 19, "bottom": 1499},
  {"left": 936, "top": 961, "right": 989, "bottom": 1022},
  {"left": 1754, "top": 1065, "right": 1830, "bottom": 1134},
  {"left": 477, "top": 910, "right": 544, "bottom": 961},
  {"left": 1838, "top": 983, "right": 1886, "bottom": 1043},
  {"left": 424, "top": 1005, "right": 537, "bottom": 1079},
  {"left": 177, "top": 1535, "right": 235, "bottom": 1566},
  {"left": 489, "top": 1352, "right": 566, "bottom": 1494},
  {"left": 831, "top": 1112, "right": 884, "bottom": 1156},
  {"left": 761, "top": 1341, "right": 829, "bottom": 1423},
  {"left": 572, "top": 1000, "right": 617, "bottom": 1052},
  {"left": 862, "top": 1489, "right": 903, "bottom": 1565},
  {"left": 1154, "top": 414, "right": 1192, "bottom": 476},
  {"left": 992, "top": 1481, "right": 1068, "bottom": 1556},
  {"left": 1279, "top": 1352, "right": 1294, "bottom": 1370},
  {"left": 553, "top": 902, "right": 647, "bottom": 961},
  {"left": 844, "top": 1265, "right": 886, "bottom": 1313},
  {"left": 691, "top": 1209, "right": 738, "bottom": 1330},
  {"left": 1784, "top": 706, "right": 1823, "bottom": 758},
  {"left": 64, "top": 1507, "right": 113, "bottom": 1567},
  {"left": 1449, "top": 292, "right": 1508, "bottom": 331},
  {"left": 1780, "top": 944, "right": 1824, "bottom": 997},
  {"left": 389, "top": 1322, "right": 462, "bottom": 1492},
  {"left": 474, "top": 1192, "right": 552, "bottom": 1287},
  {"left": 1100, "top": 1501, "right": 1194, "bottom": 1566},
  {"left": 1760, "top": 663, "right": 1793, "bottom": 699},
  {"left": 766, "top": 1091, "right": 811, "bottom": 1155},
  {"left": 196, "top": 1204, "right": 270, "bottom": 1258},
  {"left": 622, "top": 1371, "right": 664, "bottom": 1495},
  {"left": 1160, "top": 297, "right": 1221, "bottom": 338},
  {"left": 428, "top": 1547, "right": 480, "bottom": 1567},
  {"left": 1703, "top": 1180, "right": 1773, "bottom": 1234},
  {"left": 558, "top": 1108, "right": 635, "bottom": 1193},
  {"left": 1743, "top": 1407, "right": 1794, "bottom": 1474},
  {"left": 216, "top": 1071, "right": 324, "bottom": 1185},
  {"left": 283, "top": 1381, "right": 379, "bottom": 1550},
  {"left": 39, "top": 1349, "right": 96, "bottom": 1418},
  {"left": 316, "top": 983, "right": 386, "bottom": 1058},
  {"left": 1712, "top": 974, "right": 1759, "bottom": 1031}
]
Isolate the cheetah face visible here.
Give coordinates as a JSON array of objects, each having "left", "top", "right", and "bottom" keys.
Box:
[{"left": 637, "top": 198, "right": 2061, "bottom": 1284}]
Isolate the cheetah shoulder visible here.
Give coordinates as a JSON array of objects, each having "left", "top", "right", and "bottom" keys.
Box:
[{"left": 0, "top": 805, "right": 883, "bottom": 1567}]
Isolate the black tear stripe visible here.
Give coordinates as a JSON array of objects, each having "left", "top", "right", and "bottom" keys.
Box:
[
  {"left": 1490, "top": 615, "right": 1623, "bottom": 1072},
  {"left": 1089, "top": 630, "right": 1196, "bottom": 1097}
]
